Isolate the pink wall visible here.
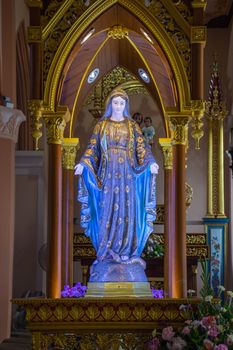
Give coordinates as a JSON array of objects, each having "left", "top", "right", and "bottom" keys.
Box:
[
  {"left": 0, "top": 138, "right": 15, "bottom": 342},
  {"left": 0, "top": 0, "right": 16, "bottom": 104}
]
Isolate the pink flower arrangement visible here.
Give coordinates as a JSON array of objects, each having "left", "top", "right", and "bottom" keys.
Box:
[{"left": 146, "top": 262, "right": 233, "bottom": 350}]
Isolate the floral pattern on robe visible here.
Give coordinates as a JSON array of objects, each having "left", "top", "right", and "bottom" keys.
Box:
[{"left": 78, "top": 118, "right": 156, "bottom": 262}]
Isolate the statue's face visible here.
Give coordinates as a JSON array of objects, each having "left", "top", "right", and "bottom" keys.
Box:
[
  {"left": 145, "top": 118, "right": 151, "bottom": 127},
  {"left": 111, "top": 96, "right": 126, "bottom": 115}
]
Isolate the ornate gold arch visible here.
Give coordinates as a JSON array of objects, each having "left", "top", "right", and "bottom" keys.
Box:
[{"left": 43, "top": 0, "right": 191, "bottom": 115}]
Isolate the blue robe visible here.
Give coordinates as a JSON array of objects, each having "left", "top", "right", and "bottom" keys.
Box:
[{"left": 78, "top": 118, "right": 156, "bottom": 282}]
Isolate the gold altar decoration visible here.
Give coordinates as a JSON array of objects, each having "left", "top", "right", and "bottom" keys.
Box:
[
  {"left": 191, "top": 100, "right": 205, "bottom": 149},
  {"left": 62, "top": 138, "right": 80, "bottom": 170},
  {"left": 205, "top": 59, "right": 227, "bottom": 217},
  {"left": 28, "top": 99, "right": 44, "bottom": 150},
  {"left": 42, "top": 0, "right": 191, "bottom": 112},
  {"left": 108, "top": 25, "right": 128, "bottom": 39},
  {"left": 12, "top": 297, "right": 200, "bottom": 350},
  {"left": 73, "top": 232, "right": 208, "bottom": 260}
]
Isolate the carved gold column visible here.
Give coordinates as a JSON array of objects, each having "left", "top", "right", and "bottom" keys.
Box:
[
  {"left": 159, "top": 138, "right": 173, "bottom": 297},
  {"left": 43, "top": 108, "right": 68, "bottom": 298},
  {"left": 28, "top": 99, "right": 43, "bottom": 150},
  {"left": 191, "top": 1, "right": 207, "bottom": 149},
  {"left": 205, "top": 61, "right": 227, "bottom": 217},
  {"left": 207, "top": 114, "right": 213, "bottom": 216},
  {"left": 218, "top": 114, "right": 225, "bottom": 216},
  {"left": 62, "top": 138, "right": 79, "bottom": 287},
  {"left": 169, "top": 115, "right": 190, "bottom": 298}
]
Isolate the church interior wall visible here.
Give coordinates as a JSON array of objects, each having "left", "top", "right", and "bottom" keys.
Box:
[{"left": 14, "top": 151, "right": 47, "bottom": 297}]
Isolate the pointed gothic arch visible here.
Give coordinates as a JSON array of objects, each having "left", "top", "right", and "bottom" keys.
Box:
[{"left": 43, "top": 0, "right": 191, "bottom": 131}]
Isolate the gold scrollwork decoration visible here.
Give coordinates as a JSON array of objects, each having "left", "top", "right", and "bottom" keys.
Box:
[
  {"left": 169, "top": 116, "right": 190, "bottom": 145},
  {"left": 43, "top": 115, "right": 66, "bottom": 144},
  {"left": 74, "top": 246, "right": 96, "bottom": 258},
  {"left": 148, "top": 1, "right": 191, "bottom": 80},
  {"left": 173, "top": 0, "right": 192, "bottom": 24},
  {"left": 62, "top": 138, "right": 79, "bottom": 170},
  {"left": 28, "top": 99, "right": 44, "bottom": 150},
  {"left": 155, "top": 205, "right": 165, "bottom": 224},
  {"left": 187, "top": 246, "right": 208, "bottom": 258},
  {"left": 191, "top": 26, "right": 206, "bottom": 43},
  {"left": 43, "top": 0, "right": 91, "bottom": 85},
  {"left": 186, "top": 234, "right": 206, "bottom": 245},
  {"left": 86, "top": 66, "right": 147, "bottom": 109},
  {"left": 27, "top": 26, "right": 42, "bottom": 43},
  {"left": 108, "top": 25, "right": 128, "bottom": 39}
]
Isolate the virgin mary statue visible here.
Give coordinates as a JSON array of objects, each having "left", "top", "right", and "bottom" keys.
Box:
[{"left": 75, "top": 89, "right": 159, "bottom": 283}]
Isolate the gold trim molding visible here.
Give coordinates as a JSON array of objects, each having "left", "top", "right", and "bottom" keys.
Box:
[
  {"left": 13, "top": 297, "right": 200, "bottom": 326},
  {"left": 191, "top": 0, "right": 207, "bottom": 10}
]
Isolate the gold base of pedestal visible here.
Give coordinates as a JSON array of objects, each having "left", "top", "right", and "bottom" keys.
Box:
[{"left": 85, "top": 282, "right": 153, "bottom": 298}]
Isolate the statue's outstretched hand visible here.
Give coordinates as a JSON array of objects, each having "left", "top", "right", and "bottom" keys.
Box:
[
  {"left": 74, "top": 163, "right": 84, "bottom": 175},
  {"left": 150, "top": 162, "right": 159, "bottom": 174}
]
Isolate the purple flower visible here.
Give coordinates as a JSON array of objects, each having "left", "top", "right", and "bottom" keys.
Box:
[
  {"left": 214, "top": 345, "right": 228, "bottom": 350},
  {"left": 181, "top": 326, "right": 190, "bottom": 335},
  {"left": 61, "top": 282, "right": 87, "bottom": 298},
  {"left": 146, "top": 337, "right": 160, "bottom": 350},
  {"left": 151, "top": 288, "right": 164, "bottom": 298},
  {"left": 162, "top": 326, "right": 175, "bottom": 341},
  {"left": 208, "top": 325, "right": 219, "bottom": 338}
]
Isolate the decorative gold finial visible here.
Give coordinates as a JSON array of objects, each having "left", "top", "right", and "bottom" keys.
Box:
[{"left": 191, "top": 100, "right": 205, "bottom": 150}]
